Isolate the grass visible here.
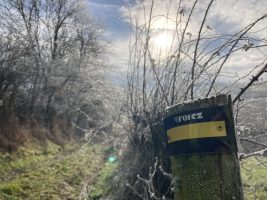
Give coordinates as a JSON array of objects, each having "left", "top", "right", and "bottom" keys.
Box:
[
  {"left": 88, "top": 161, "right": 118, "bottom": 200},
  {"left": 0, "top": 140, "right": 266, "bottom": 200},
  {"left": 241, "top": 156, "right": 267, "bottom": 200},
  {"left": 0, "top": 141, "right": 117, "bottom": 200}
]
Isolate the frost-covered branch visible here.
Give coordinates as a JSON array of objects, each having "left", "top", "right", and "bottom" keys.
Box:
[{"left": 239, "top": 148, "right": 267, "bottom": 160}]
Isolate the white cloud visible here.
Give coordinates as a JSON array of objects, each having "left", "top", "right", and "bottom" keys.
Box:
[
  {"left": 105, "top": 37, "right": 130, "bottom": 75},
  {"left": 119, "top": 0, "right": 267, "bottom": 82}
]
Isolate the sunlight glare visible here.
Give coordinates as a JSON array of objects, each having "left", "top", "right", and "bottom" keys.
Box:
[{"left": 153, "top": 32, "right": 173, "bottom": 51}]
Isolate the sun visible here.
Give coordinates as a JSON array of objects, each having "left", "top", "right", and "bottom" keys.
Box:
[{"left": 152, "top": 31, "right": 173, "bottom": 52}]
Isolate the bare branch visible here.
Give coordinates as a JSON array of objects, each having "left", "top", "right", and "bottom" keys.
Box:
[
  {"left": 239, "top": 148, "right": 267, "bottom": 160},
  {"left": 233, "top": 63, "right": 267, "bottom": 104}
]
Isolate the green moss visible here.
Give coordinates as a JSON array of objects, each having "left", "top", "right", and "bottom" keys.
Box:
[{"left": 172, "top": 154, "right": 244, "bottom": 200}]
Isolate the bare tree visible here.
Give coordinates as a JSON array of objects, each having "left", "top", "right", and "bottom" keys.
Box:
[{"left": 0, "top": 0, "right": 113, "bottom": 149}]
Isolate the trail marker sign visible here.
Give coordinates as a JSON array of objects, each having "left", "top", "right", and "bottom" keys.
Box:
[
  {"left": 163, "top": 97, "right": 238, "bottom": 155},
  {"left": 163, "top": 94, "right": 243, "bottom": 200}
]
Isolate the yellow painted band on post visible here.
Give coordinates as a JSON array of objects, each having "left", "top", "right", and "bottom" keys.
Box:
[{"left": 167, "top": 121, "right": 226, "bottom": 143}]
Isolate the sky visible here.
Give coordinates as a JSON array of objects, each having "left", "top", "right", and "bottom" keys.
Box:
[
  {"left": 87, "top": 0, "right": 267, "bottom": 84},
  {"left": 88, "top": 0, "right": 130, "bottom": 38},
  {"left": 87, "top": 0, "right": 130, "bottom": 77}
]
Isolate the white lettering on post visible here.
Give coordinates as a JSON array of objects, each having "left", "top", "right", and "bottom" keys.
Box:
[{"left": 174, "top": 112, "right": 203, "bottom": 124}]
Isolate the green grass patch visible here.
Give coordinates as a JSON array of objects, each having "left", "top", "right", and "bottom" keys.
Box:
[
  {"left": 241, "top": 156, "right": 267, "bottom": 200},
  {"left": 89, "top": 161, "right": 118, "bottom": 200},
  {"left": 0, "top": 141, "right": 106, "bottom": 200},
  {"left": 0, "top": 183, "right": 22, "bottom": 196},
  {"left": 1, "top": 143, "right": 265, "bottom": 200}
]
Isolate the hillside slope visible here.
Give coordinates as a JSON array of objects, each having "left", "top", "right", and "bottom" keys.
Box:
[{"left": 0, "top": 141, "right": 117, "bottom": 200}]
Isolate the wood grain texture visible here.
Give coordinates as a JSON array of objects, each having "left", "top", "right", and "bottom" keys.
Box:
[{"left": 166, "top": 94, "right": 244, "bottom": 200}]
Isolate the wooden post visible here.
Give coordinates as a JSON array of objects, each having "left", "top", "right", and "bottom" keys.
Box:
[{"left": 164, "top": 94, "right": 244, "bottom": 200}]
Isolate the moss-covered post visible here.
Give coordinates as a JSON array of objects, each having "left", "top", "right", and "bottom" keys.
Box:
[{"left": 163, "top": 94, "right": 244, "bottom": 200}]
